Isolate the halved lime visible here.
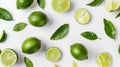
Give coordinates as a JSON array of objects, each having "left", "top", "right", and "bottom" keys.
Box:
[
  {"left": 74, "top": 8, "right": 91, "bottom": 24},
  {"left": 51, "top": 0, "right": 70, "bottom": 13},
  {"left": 0, "top": 48, "right": 18, "bottom": 67},
  {"left": 96, "top": 52, "right": 112, "bottom": 67},
  {"left": 0, "top": 30, "right": 5, "bottom": 42},
  {"left": 46, "top": 47, "right": 61, "bottom": 62},
  {"left": 105, "top": 1, "right": 120, "bottom": 12}
]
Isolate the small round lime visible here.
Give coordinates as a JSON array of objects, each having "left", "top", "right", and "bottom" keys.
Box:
[
  {"left": 28, "top": 11, "right": 48, "bottom": 27},
  {"left": 22, "top": 37, "right": 41, "bottom": 54},
  {"left": 46, "top": 47, "right": 61, "bottom": 62},
  {"left": 0, "top": 48, "right": 18, "bottom": 67},
  {"left": 16, "top": 0, "right": 33, "bottom": 9},
  {"left": 70, "top": 43, "right": 88, "bottom": 60}
]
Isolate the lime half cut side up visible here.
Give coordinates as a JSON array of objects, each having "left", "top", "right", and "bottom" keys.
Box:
[
  {"left": 0, "top": 48, "right": 18, "bottom": 67},
  {"left": 96, "top": 52, "right": 112, "bottom": 67},
  {"left": 46, "top": 47, "right": 61, "bottom": 62},
  {"left": 105, "top": 0, "right": 120, "bottom": 12},
  {"left": 74, "top": 8, "right": 91, "bottom": 24},
  {"left": 51, "top": 0, "right": 70, "bottom": 13}
]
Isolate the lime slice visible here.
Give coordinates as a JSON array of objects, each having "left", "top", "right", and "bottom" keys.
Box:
[
  {"left": 46, "top": 47, "right": 61, "bottom": 62},
  {"left": 105, "top": 0, "right": 120, "bottom": 12},
  {"left": 0, "top": 30, "right": 5, "bottom": 42},
  {"left": 51, "top": 0, "right": 70, "bottom": 13},
  {"left": 96, "top": 52, "right": 112, "bottom": 67},
  {"left": 74, "top": 8, "right": 91, "bottom": 24},
  {"left": 0, "top": 48, "right": 18, "bottom": 67}
]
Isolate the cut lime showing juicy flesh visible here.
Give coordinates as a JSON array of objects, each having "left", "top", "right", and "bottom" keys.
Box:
[
  {"left": 0, "top": 30, "right": 5, "bottom": 42},
  {"left": 96, "top": 52, "right": 112, "bottom": 67},
  {"left": 0, "top": 48, "right": 18, "bottom": 67},
  {"left": 46, "top": 47, "right": 61, "bottom": 62},
  {"left": 105, "top": 1, "right": 120, "bottom": 12},
  {"left": 74, "top": 8, "right": 91, "bottom": 24},
  {"left": 51, "top": 0, "right": 70, "bottom": 13}
]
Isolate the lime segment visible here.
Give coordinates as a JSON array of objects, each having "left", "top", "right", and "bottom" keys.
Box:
[
  {"left": 74, "top": 8, "right": 91, "bottom": 24},
  {"left": 0, "top": 48, "right": 18, "bottom": 67},
  {"left": 96, "top": 52, "right": 112, "bottom": 67},
  {"left": 51, "top": 0, "right": 70, "bottom": 13},
  {"left": 105, "top": 1, "right": 120, "bottom": 12},
  {"left": 46, "top": 47, "right": 61, "bottom": 62}
]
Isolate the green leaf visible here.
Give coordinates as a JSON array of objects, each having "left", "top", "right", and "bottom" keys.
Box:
[
  {"left": 0, "top": 7, "right": 13, "bottom": 21},
  {"left": 37, "top": 0, "right": 45, "bottom": 9},
  {"left": 81, "top": 31, "right": 99, "bottom": 40},
  {"left": 118, "top": 45, "right": 120, "bottom": 54},
  {"left": 115, "top": 13, "right": 120, "bottom": 18},
  {"left": 87, "top": 0, "right": 104, "bottom": 6},
  {"left": 13, "top": 22, "right": 27, "bottom": 32},
  {"left": 103, "top": 18, "right": 116, "bottom": 39},
  {"left": 50, "top": 24, "right": 69, "bottom": 40},
  {"left": 24, "top": 57, "right": 33, "bottom": 67}
]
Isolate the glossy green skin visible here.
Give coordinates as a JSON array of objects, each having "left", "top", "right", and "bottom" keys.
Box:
[
  {"left": 17, "top": 0, "right": 33, "bottom": 9},
  {"left": 70, "top": 43, "right": 88, "bottom": 60},
  {"left": 28, "top": 11, "right": 48, "bottom": 27},
  {"left": 22, "top": 37, "right": 41, "bottom": 54}
]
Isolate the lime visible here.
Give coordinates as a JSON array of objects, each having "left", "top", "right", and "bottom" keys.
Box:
[
  {"left": 28, "top": 11, "right": 48, "bottom": 27},
  {"left": 22, "top": 37, "right": 41, "bottom": 54},
  {"left": 46, "top": 47, "right": 61, "bottom": 62},
  {"left": 51, "top": 0, "right": 70, "bottom": 13},
  {"left": 70, "top": 43, "right": 88, "bottom": 60},
  {"left": 74, "top": 8, "right": 91, "bottom": 24},
  {"left": 96, "top": 52, "right": 112, "bottom": 67},
  {"left": 105, "top": 1, "right": 120, "bottom": 12},
  {"left": 0, "top": 48, "right": 18, "bottom": 67},
  {"left": 17, "top": 0, "right": 33, "bottom": 9},
  {"left": 0, "top": 30, "right": 6, "bottom": 42}
]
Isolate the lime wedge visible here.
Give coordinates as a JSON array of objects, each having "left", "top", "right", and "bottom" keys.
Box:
[
  {"left": 96, "top": 52, "right": 112, "bottom": 67},
  {"left": 0, "top": 30, "right": 5, "bottom": 42},
  {"left": 46, "top": 47, "right": 61, "bottom": 62},
  {"left": 51, "top": 0, "right": 70, "bottom": 13},
  {"left": 0, "top": 48, "right": 18, "bottom": 67},
  {"left": 74, "top": 8, "right": 91, "bottom": 24},
  {"left": 105, "top": 1, "right": 120, "bottom": 12}
]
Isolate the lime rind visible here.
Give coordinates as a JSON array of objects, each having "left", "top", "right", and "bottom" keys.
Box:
[
  {"left": 46, "top": 47, "right": 61, "bottom": 62},
  {"left": 105, "top": 1, "right": 120, "bottom": 12},
  {"left": 51, "top": 0, "right": 70, "bottom": 13},
  {"left": 0, "top": 48, "right": 18, "bottom": 67},
  {"left": 96, "top": 52, "right": 112, "bottom": 67},
  {"left": 74, "top": 8, "right": 91, "bottom": 24}
]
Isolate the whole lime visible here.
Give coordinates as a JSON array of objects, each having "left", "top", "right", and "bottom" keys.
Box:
[
  {"left": 16, "top": 0, "right": 33, "bottom": 9},
  {"left": 22, "top": 37, "right": 41, "bottom": 54},
  {"left": 70, "top": 43, "right": 88, "bottom": 60},
  {"left": 28, "top": 11, "right": 48, "bottom": 27}
]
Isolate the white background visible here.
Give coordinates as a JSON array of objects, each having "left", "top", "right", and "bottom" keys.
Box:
[{"left": 0, "top": 0, "right": 120, "bottom": 67}]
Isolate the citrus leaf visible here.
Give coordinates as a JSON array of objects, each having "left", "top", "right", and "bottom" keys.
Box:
[
  {"left": 37, "top": 0, "right": 45, "bottom": 9},
  {"left": 87, "top": 0, "right": 104, "bottom": 6},
  {"left": 0, "top": 7, "right": 13, "bottom": 21},
  {"left": 50, "top": 24, "right": 69, "bottom": 40},
  {"left": 81, "top": 31, "right": 99, "bottom": 40},
  {"left": 13, "top": 22, "right": 27, "bottom": 32},
  {"left": 118, "top": 45, "right": 120, "bottom": 54},
  {"left": 24, "top": 57, "right": 33, "bottom": 67},
  {"left": 115, "top": 13, "right": 120, "bottom": 18},
  {"left": 103, "top": 18, "right": 116, "bottom": 39}
]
